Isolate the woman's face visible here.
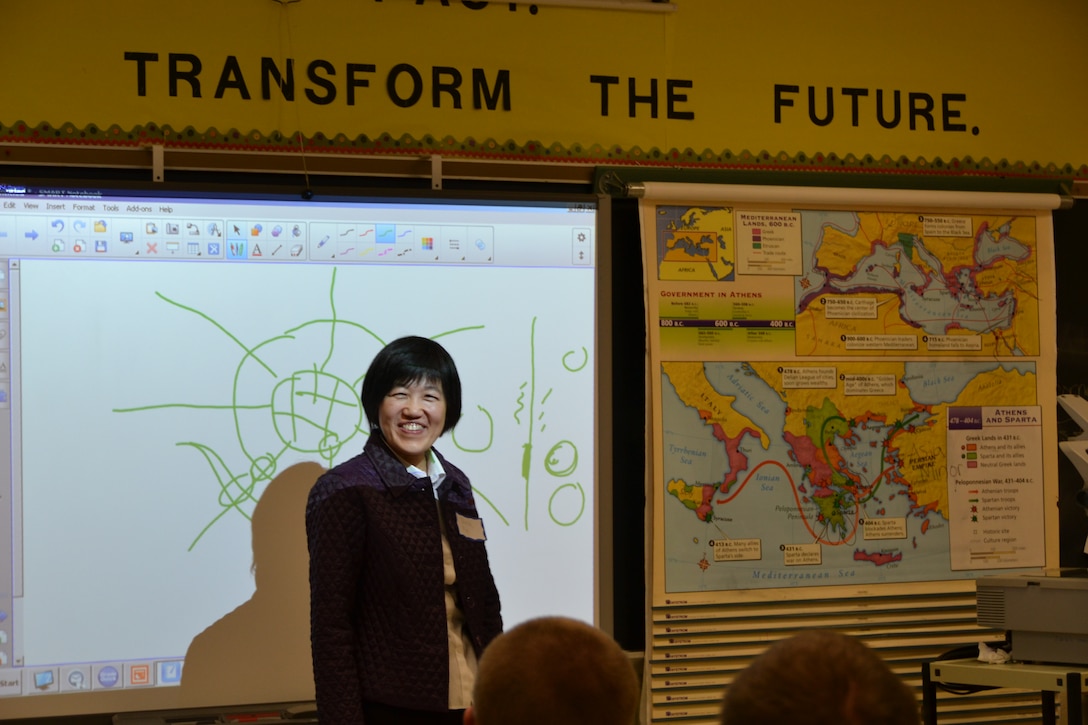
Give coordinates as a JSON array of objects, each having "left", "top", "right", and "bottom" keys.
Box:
[{"left": 378, "top": 378, "right": 447, "bottom": 470}]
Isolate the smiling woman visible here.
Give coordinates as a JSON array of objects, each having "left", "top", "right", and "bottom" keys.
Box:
[
  {"left": 378, "top": 380, "right": 448, "bottom": 469},
  {"left": 364, "top": 337, "right": 460, "bottom": 470},
  {"left": 306, "top": 336, "right": 503, "bottom": 725}
]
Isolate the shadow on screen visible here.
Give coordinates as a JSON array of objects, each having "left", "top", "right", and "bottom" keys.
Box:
[{"left": 180, "top": 461, "right": 323, "bottom": 706}]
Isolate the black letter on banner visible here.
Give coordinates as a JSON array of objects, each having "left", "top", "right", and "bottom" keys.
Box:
[
  {"left": 908, "top": 92, "right": 935, "bottom": 130},
  {"left": 433, "top": 66, "right": 464, "bottom": 109},
  {"left": 942, "top": 93, "right": 967, "bottom": 132},
  {"left": 774, "top": 84, "right": 798, "bottom": 123},
  {"left": 306, "top": 60, "right": 337, "bottom": 105},
  {"left": 169, "top": 53, "right": 202, "bottom": 98},
  {"left": 346, "top": 63, "right": 376, "bottom": 106},
  {"left": 388, "top": 63, "right": 423, "bottom": 108},
  {"left": 261, "top": 57, "right": 295, "bottom": 101},
  {"left": 808, "top": 86, "right": 833, "bottom": 126},
  {"left": 215, "top": 56, "right": 251, "bottom": 100},
  {"left": 124, "top": 52, "right": 159, "bottom": 97},
  {"left": 628, "top": 77, "right": 658, "bottom": 118},
  {"left": 473, "top": 69, "right": 510, "bottom": 110},
  {"left": 876, "top": 89, "right": 900, "bottom": 128},
  {"left": 841, "top": 87, "right": 868, "bottom": 126},
  {"left": 590, "top": 75, "right": 619, "bottom": 116},
  {"left": 666, "top": 79, "right": 694, "bottom": 120}
]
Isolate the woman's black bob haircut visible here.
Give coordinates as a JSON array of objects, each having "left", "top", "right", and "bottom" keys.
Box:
[{"left": 360, "top": 336, "right": 463, "bottom": 433}]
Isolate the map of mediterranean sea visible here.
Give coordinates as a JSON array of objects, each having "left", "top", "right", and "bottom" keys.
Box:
[
  {"left": 660, "top": 359, "right": 1037, "bottom": 592},
  {"left": 655, "top": 205, "right": 736, "bottom": 282},
  {"left": 794, "top": 211, "right": 1038, "bottom": 357}
]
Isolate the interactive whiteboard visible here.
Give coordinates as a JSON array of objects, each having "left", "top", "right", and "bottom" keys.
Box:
[{"left": 0, "top": 187, "right": 599, "bottom": 718}]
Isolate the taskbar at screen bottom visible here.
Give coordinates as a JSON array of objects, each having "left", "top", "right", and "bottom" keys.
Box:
[{"left": 0, "top": 659, "right": 183, "bottom": 697}]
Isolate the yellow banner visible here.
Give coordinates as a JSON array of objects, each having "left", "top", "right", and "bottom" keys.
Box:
[{"left": 2, "top": 0, "right": 1087, "bottom": 175}]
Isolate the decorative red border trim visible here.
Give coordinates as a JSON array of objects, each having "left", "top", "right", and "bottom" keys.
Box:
[{"left": 3, "top": 122, "right": 1086, "bottom": 180}]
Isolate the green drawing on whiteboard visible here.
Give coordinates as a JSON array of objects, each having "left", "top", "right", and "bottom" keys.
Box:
[{"left": 114, "top": 268, "right": 587, "bottom": 549}]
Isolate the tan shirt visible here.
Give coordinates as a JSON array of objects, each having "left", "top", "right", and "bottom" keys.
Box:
[{"left": 405, "top": 452, "right": 478, "bottom": 709}]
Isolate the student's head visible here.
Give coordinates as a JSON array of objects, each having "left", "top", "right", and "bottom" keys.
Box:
[
  {"left": 360, "top": 336, "right": 463, "bottom": 465},
  {"left": 466, "top": 616, "right": 640, "bottom": 725},
  {"left": 720, "top": 629, "right": 919, "bottom": 725}
]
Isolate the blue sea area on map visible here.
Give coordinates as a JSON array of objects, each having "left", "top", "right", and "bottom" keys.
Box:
[{"left": 902, "top": 361, "right": 1036, "bottom": 405}]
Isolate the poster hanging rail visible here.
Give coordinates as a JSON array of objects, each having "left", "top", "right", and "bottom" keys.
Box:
[{"left": 626, "top": 180, "right": 1067, "bottom": 211}]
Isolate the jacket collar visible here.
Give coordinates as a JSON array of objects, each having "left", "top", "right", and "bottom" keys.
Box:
[{"left": 364, "top": 432, "right": 469, "bottom": 501}]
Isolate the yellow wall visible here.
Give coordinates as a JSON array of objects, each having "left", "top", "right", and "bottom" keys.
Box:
[{"left": 3, "top": 0, "right": 1087, "bottom": 175}]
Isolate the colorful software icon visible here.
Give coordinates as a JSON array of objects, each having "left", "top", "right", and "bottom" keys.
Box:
[
  {"left": 97, "top": 665, "right": 119, "bottom": 688},
  {"left": 157, "top": 661, "right": 183, "bottom": 684},
  {"left": 129, "top": 664, "right": 151, "bottom": 686},
  {"left": 34, "top": 670, "right": 55, "bottom": 690}
]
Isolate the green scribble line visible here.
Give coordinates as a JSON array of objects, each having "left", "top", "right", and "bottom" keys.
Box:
[
  {"left": 156, "top": 291, "right": 276, "bottom": 377},
  {"left": 180, "top": 441, "right": 256, "bottom": 551},
  {"left": 548, "top": 482, "right": 585, "bottom": 527},
  {"left": 126, "top": 271, "right": 506, "bottom": 549},
  {"left": 544, "top": 440, "right": 578, "bottom": 477},
  {"left": 562, "top": 347, "right": 589, "bottom": 372},
  {"left": 514, "top": 384, "right": 527, "bottom": 425},
  {"left": 522, "top": 316, "right": 538, "bottom": 530},
  {"left": 452, "top": 405, "right": 494, "bottom": 454},
  {"left": 114, "top": 403, "right": 270, "bottom": 413},
  {"left": 432, "top": 325, "right": 486, "bottom": 340},
  {"left": 320, "top": 267, "right": 339, "bottom": 373},
  {"left": 231, "top": 334, "right": 297, "bottom": 459},
  {"left": 471, "top": 485, "right": 510, "bottom": 527}
]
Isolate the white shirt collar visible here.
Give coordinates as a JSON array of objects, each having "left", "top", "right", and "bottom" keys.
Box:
[{"left": 404, "top": 449, "right": 447, "bottom": 496}]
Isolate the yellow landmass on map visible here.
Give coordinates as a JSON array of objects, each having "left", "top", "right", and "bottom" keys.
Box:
[
  {"left": 658, "top": 207, "right": 736, "bottom": 282},
  {"left": 746, "top": 362, "right": 914, "bottom": 442},
  {"left": 661, "top": 361, "right": 770, "bottom": 450},
  {"left": 800, "top": 213, "right": 1039, "bottom": 358},
  {"left": 743, "top": 362, "right": 1037, "bottom": 521}
]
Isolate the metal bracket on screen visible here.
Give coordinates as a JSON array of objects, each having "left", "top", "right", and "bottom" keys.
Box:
[
  {"left": 431, "top": 155, "right": 442, "bottom": 191},
  {"left": 147, "top": 143, "right": 165, "bottom": 183}
]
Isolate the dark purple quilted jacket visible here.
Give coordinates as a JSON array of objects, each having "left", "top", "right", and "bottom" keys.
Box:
[{"left": 306, "top": 434, "right": 503, "bottom": 724}]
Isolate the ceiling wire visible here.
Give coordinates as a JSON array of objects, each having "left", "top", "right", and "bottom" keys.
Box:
[{"left": 274, "top": 0, "right": 312, "bottom": 196}]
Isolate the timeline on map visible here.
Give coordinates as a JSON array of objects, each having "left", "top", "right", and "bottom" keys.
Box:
[{"left": 659, "top": 319, "right": 795, "bottom": 328}]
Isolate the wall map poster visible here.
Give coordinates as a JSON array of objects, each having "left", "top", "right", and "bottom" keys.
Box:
[{"left": 642, "top": 196, "right": 1058, "bottom": 601}]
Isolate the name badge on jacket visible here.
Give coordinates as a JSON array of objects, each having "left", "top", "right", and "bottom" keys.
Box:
[{"left": 456, "top": 512, "right": 486, "bottom": 541}]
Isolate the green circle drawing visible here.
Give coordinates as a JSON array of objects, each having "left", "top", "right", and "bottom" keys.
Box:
[
  {"left": 452, "top": 405, "right": 494, "bottom": 454},
  {"left": 270, "top": 369, "right": 363, "bottom": 460},
  {"left": 548, "top": 482, "right": 585, "bottom": 527},
  {"left": 544, "top": 439, "right": 578, "bottom": 477},
  {"left": 248, "top": 453, "right": 278, "bottom": 485},
  {"left": 562, "top": 347, "right": 589, "bottom": 372}
]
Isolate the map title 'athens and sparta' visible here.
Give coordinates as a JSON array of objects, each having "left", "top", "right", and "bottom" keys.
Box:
[{"left": 121, "top": 53, "right": 977, "bottom": 133}]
